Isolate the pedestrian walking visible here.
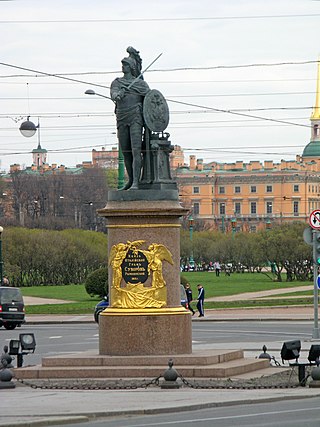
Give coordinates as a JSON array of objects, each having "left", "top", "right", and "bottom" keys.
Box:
[
  {"left": 214, "top": 261, "right": 221, "bottom": 277},
  {"left": 184, "top": 283, "right": 195, "bottom": 315},
  {"left": 196, "top": 284, "right": 205, "bottom": 317}
]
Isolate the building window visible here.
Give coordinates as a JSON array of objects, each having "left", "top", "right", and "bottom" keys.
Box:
[
  {"left": 250, "top": 225, "right": 257, "bottom": 233},
  {"left": 219, "top": 203, "right": 225, "bottom": 215},
  {"left": 234, "top": 186, "right": 241, "bottom": 194},
  {"left": 266, "top": 201, "right": 273, "bottom": 214},
  {"left": 193, "top": 186, "right": 200, "bottom": 194},
  {"left": 219, "top": 186, "right": 225, "bottom": 194},
  {"left": 193, "top": 202, "right": 200, "bottom": 215},
  {"left": 251, "top": 185, "right": 256, "bottom": 193},
  {"left": 266, "top": 185, "right": 272, "bottom": 193},
  {"left": 293, "top": 201, "right": 299, "bottom": 216},
  {"left": 293, "top": 184, "right": 299, "bottom": 192},
  {"left": 250, "top": 202, "right": 257, "bottom": 215},
  {"left": 234, "top": 202, "right": 241, "bottom": 215}
]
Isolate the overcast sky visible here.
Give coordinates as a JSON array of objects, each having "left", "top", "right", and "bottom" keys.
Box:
[{"left": 1, "top": 0, "right": 320, "bottom": 171}]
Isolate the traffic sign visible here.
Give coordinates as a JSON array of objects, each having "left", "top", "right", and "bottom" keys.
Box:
[
  {"left": 309, "top": 210, "right": 320, "bottom": 230},
  {"left": 317, "top": 275, "right": 320, "bottom": 289}
]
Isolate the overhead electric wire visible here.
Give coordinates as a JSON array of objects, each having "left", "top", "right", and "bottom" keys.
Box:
[
  {"left": 0, "top": 59, "right": 318, "bottom": 81},
  {"left": 0, "top": 77, "right": 316, "bottom": 84},
  {"left": 167, "top": 99, "right": 311, "bottom": 128},
  {"left": 0, "top": 91, "right": 315, "bottom": 100},
  {"left": 0, "top": 57, "right": 315, "bottom": 166},
  {"left": 1, "top": 13, "right": 320, "bottom": 23},
  {"left": 0, "top": 61, "right": 109, "bottom": 90}
]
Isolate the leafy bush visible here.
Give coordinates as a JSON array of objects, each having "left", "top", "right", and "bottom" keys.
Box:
[
  {"left": 84, "top": 267, "right": 108, "bottom": 298},
  {"left": 3, "top": 227, "right": 107, "bottom": 286}
]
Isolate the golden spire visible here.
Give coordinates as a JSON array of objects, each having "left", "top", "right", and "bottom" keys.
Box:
[{"left": 311, "top": 58, "right": 320, "bottom": 120}]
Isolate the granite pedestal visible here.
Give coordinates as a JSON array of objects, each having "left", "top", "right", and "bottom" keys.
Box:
[{"left": 98, "top": 189, "right": 191, "bottom": 356}]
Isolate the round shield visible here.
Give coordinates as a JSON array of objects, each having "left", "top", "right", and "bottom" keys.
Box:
[{"left": 143, "top": 89, "right": 169, "bottom": 132}]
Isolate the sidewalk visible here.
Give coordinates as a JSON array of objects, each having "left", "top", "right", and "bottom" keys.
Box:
[
  {"left": 25, "top": 305, "right": 318, "bottom": 324},
  {"left": 3, "top": 301, "right": 317, "bottom": 426},
  {"left": 205, "top": 285, "right": 313, "bottom": 302},
  {"left": 1, "top": 383, "right": 320, "bottom": 427}
]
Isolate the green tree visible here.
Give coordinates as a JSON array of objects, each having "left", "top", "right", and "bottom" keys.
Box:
[{"left": 259, "top": 222, "right": 311, "bottom": 282}]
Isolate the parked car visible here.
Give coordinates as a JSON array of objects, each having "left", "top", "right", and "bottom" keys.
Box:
[
  {"left": 94, "top": 296, "right": 109, "bottom": 323},
  {"left": 0, "top": 287, "right": 25, "bottom": 330},
  {"left": 94, "top": 286, "right": 189, "bottom": 323}
]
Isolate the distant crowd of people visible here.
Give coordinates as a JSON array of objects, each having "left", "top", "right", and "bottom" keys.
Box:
[{"left": 181, "top": 260, "right": 235, "bottom": 276}]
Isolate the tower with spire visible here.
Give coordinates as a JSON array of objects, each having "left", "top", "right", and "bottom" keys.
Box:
[
  {"left": 32, "top": 142, "right": 47, "bottom": 169},
  {"left": 302, "top": 59, "right": 320, "bottom": 159}
]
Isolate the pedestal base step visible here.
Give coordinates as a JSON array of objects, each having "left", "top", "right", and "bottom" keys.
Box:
[{"left": 14, "top": 349, "right": 270, "bottom": 380}]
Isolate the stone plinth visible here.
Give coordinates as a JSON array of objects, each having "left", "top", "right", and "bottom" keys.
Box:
[
  {"left": 98, "top": 190, "right": 191, "bottom": 356},
  {"left": 99, "top": 308, "right": 191, "bottom": 355}
]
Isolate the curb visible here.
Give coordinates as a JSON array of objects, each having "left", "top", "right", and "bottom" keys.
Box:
[{"left": 2, "top": 392, "right": 320, "bottom": 427}]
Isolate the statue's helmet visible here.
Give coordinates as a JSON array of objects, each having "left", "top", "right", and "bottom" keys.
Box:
[{"left": 121, "top": 56, "right": 138, "bottom": 77}]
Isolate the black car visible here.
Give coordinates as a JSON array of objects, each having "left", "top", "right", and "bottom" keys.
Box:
[
  {"left": 0, "top": 287, "right": 25, "bottom": 330},
  {"left": 94, "top": 296, "right": 109, "bottom": 323}
]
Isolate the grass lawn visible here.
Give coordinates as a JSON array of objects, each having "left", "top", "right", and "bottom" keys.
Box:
[
  {"left": 181, "top": 271, "right": 311, "bottom": 298},
  {"left": 21, "top": 272, "right": 314, "bottom": 314}
]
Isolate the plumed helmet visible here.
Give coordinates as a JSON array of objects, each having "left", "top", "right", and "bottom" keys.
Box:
[
  {"left": 121, "top": 46, "right": 143, "bottom": 78},
  {"left": 121, "top": 56, "right": 137, "bottom": 76}
]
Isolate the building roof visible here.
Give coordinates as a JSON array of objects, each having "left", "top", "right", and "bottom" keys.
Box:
[
  {"left": 302, "top": 140, "right": 320, "bottom": 158},
  {"left": 32, "top": 143, "right": 47, "bottom": 154}
]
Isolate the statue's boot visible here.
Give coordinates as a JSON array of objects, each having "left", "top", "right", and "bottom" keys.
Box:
[
  {"left": 129, "top": 181, "right": 139, "bottom": 190},
  {"left": 119, "top": 181, "right": 132, "bottom": 190}
]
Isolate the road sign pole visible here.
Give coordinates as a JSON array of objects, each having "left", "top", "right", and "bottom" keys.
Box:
[{"left": 312, "top": 229, "right": 320, "bottom": 339}]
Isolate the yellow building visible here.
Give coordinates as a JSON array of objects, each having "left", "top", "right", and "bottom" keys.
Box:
[{"left": 176, "top": 62, "right": 320, "bottom": 232}]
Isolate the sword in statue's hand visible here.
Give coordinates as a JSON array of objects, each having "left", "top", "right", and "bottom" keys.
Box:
[{"left": 126, "top": 52, "right": 163, "bottom": 90}]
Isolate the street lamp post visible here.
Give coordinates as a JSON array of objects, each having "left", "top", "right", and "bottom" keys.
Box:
[
  {"left": 266, "top": 217, "right": 271, "bottom": 230},
  {"left": 0, "top": 226, "right": 3, "bottom": 285},
  {"left": 188, "top": 214, "right": 195, "bottom": 269},
  {"left": 231, "top": 218, "right": 237, "bottom": 238},
  {"left": 85, "top": 89, "right": 124, "bottom": 189}
]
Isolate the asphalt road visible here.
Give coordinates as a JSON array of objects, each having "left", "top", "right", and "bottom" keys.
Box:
[
  {"left": 1, "top": 320, "right": 317, "bottom": 366},
  {"left": 54, "top": 396, "right": 320, "bottom": 427}
]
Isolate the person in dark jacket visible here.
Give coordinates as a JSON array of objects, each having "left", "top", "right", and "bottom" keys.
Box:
[
  {"left": 184, "top": 283, "right": 195, "bottom": 315},
  {"left": 196, "top": 284, "right": 205, "bottom": 317}
]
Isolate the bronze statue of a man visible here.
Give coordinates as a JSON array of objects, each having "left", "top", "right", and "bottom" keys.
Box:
[{"left": 110, "top": 47, "right": 150, "bottom": 190}]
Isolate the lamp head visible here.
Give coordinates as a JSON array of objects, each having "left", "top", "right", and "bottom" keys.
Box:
[
  {"left": 19, "top": 118, "right": 38, "bottom": 138},
  {"left": 9, "top": 339, "right": 20, "bottom": 355},
  {"left": 19, "top": 333, "right": 36, "bottom": 352},
  {"left": 281, "top": 340, "right": 301, "bottom": 363}
]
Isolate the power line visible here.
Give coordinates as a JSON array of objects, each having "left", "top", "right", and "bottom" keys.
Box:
[
  {"left": 1, "top": 13, "right": 320, "bottom": 23},
  {"left": 167, "top": 99, "right": 311, "bottom": 128},
  {"left": 0, "top": 60, "right": 318, "bottom": 81},
  {"left": 0, "top": 78, "right": 316, "bottom": 84},
  {"left": 0, "top": 60, "right": 315, "bottom": 131},
  {"left": 0, "top": 91, "right": 315, "bottom": 101}
]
